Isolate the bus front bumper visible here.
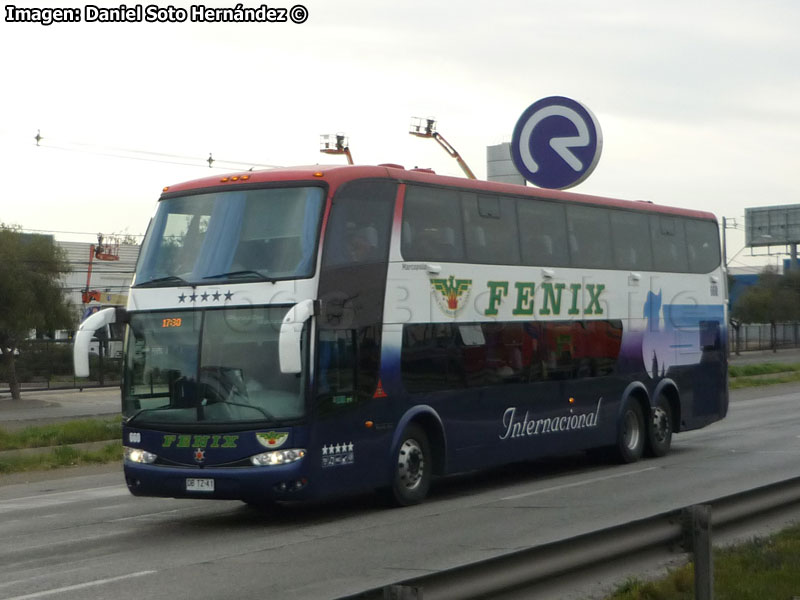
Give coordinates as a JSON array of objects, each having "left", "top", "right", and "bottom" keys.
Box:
[{"left": 124, "top": 461, "right": 314, "bottom": 502}]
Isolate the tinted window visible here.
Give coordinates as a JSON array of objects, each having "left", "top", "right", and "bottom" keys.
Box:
[
  {"left": 402, "top": 186, "right": 465, "bottom": 262},
  {"left": 651, "top": 216, "right": 689, "bottom": 272},
  {"left": 518, "top": 200, "right": 570, "bottom": 267},
  {"left": 401, "top": 320, "right": 622, "bottom": 393},
  {"left": 462, "top": 193, "right": 520, "bottom": 265},
  {"left": 685, "top": 219, "right": 721, "bottom": 273},
  {"left": 136, "top": 187, "right": 325, "bottom": 284},
  {"left": 322, "top": 180, "right": 396, "bottom": 267},
  {"left": 610, "top": 210, "right": 653, "bottom": 271},
  {"left": 401, "top": 184, "right": 716, "bottom": 274},
  {"left": 317, "top": 329, "right": 356, "bottom": 396},
  {"left": 401, "top": 323, "right": 467, "bottom": 392},
  {"left": 567, "top": 205, "right": 613, "bottom": 269},
  {"left": 122, "top": 308, "right": 305, "bottom": 424}
]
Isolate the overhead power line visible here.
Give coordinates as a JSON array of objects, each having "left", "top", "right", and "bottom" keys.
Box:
[
  {"left": 21, "top": 227, "right": 146, "bottom": 238},
  {"left": 20, "top": 129, "right": 282, "bottom": 172}
]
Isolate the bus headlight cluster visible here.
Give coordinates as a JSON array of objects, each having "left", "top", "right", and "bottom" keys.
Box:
[
  {"left": 251, "top": 448, "right": 306, "bottom": 466},
  {"left": 124, "top": 447, "right": 158, "bottom": 464}
]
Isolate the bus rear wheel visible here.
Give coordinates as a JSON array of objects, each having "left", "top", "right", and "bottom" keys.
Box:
[
  {"left": 615, "top": 400, "right": 645, "bottom": 463},
  {"left": 646, "top": 394, "right": 673, "bottom": 457},
  {"left": 389, "top": 424, "right": 431, "bottom": 506}
]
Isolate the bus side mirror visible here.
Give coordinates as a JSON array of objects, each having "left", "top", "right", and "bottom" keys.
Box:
[
  {"left": 279, "top": 299, "right": 316, "bottom": 374},
  {"left": 74, "top": 307, "right": 126, "bottom": 377}
]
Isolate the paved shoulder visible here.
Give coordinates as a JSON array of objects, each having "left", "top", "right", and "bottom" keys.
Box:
[{"left": 0, "top": 387, "right": 120, "bottom": 430}]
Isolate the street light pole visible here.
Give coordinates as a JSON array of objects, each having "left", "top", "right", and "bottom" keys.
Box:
[{"left": 722, "top": 216, "right": 728, "bottom": 268}]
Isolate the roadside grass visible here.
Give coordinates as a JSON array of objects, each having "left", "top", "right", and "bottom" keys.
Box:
[
  {"left": 0, "top": 417, "right": 122, "bottom": 450},
  {"left": 728, "top": 362, "right": 800, "bottom": 390},
  {"left": 605, "top": 522, "right": 800, "bottom": 600},
  {"left": 0, "top": 441, "right": 122, "bottom": 474},
  {"left": 728, "top": 362, "right": 800, "bottom": 377}
]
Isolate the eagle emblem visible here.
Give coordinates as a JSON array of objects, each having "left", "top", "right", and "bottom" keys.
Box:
[{"left": 430, "top": 275, "right": 472, "bottom": 316}]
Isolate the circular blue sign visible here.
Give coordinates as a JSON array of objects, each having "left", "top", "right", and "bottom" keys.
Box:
[{"left": 511, "top": 96, "right": 603, "bottom": 189}]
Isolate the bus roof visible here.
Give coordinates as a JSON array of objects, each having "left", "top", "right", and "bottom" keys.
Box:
[{"left": 161, "top": 164, "right": 718, "bottom": 222}]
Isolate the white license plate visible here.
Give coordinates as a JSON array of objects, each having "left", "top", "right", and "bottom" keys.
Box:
[{"left": 186, "top": 478, "right": 215, "bottom": 492}]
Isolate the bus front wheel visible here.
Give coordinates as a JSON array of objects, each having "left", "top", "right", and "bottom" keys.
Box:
[
  {"left": 389, "top": 424, "right": 431, "bottom": 506},
  {"left": 615, "top": 400, "right": 645, "bottom": 463}
]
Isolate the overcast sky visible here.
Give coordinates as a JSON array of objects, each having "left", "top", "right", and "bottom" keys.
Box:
[{"left": 1, "top": 0, "right": 798, "bottom": 270}]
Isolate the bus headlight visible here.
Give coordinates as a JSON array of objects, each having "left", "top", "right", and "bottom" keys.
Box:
[
  {"left": 124, "top": 447, "right": 157, "bottom": 464},
  {"left": 251, "top": 448, "right": 306, "bottom": 466}
]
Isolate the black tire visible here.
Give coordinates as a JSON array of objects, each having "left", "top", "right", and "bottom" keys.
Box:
[
  {"left": 646, "top": 394, "right": 673, "bottom": 458},
  {"left": 615, "top": 400, "right": 645, "bottom": 463},
  {"left": 388, "top": 424, "right": 431, "bottom": 506}
]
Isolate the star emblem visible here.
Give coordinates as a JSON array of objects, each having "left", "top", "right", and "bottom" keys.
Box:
[
  {"left": 212, "top": 291, "right": 221, "bottom": 301},
  {"left": 193, "top": 448, "right": 205, "bottom": 463},
  {"left": 224, "top": 290, "right": 233, "bottom": 301},
  {"left": 178, "top": 293, "right": 186, "bottom": 303},
  {"left": 189, "top": 293, "right": 198, "bottom": 302},
  {"left": 200, "top": 292, "right": 209, "bottom": 302}
]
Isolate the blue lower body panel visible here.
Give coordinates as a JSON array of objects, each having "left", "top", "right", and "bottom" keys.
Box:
[{"left": 124, "top": 461, "right": 314, "bottom": 502}]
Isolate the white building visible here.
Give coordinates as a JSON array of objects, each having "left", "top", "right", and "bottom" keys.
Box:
[{"left": 58, "top": 240, "right": 140, "bottom": 326}]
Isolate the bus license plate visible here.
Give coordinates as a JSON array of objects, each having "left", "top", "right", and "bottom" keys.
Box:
[{"left": 186, "top": 478, "right": 215, "bottom": 492}]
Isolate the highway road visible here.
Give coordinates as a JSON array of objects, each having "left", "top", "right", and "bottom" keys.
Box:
[{"left": 1, "top": 382, "right": 799, "bottom": 600}]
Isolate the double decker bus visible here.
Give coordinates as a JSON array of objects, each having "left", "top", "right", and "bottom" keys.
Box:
[{"left": 74, "top": 164, "right": 727, "bottom": 506}]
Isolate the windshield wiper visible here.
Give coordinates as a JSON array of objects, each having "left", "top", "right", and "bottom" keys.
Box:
[
  {"left": 206, "top": 398, "right": 278, "bottom": 423},
  {"left": 127, "top": 400, "right": 279, "bottom": 425},
  {"left": 125, "top": 403, "right": 175, "bottom": 424},
  {"left": 136, "top": 275, "right": 192, "bottom": 288},
  {"left": 202, "top": 270, "right": 276, "bottom": 282}
]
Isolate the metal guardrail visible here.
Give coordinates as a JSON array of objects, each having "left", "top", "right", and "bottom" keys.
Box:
[
  {"left": 730, "top": 322, "right": 800, "bottom": 353},
  {"left": 0, "top": 339, "right": 121, "bottom": 393},
  {"left": 340, "top": 476, "right": 800, "bottom": 600}
]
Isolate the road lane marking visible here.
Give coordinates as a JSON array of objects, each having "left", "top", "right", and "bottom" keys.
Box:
[
  {"left": 108, "top": 508, "right": 183, "bottom": 522},
  {"left": 2, "top": 571, "right": 156, "bottom": 600},
  {"left": 0, "top": 486, "right": 128, "bottom": 514},
  {"left": 501, "top": 466, "right": 658, "bottom": 501}
]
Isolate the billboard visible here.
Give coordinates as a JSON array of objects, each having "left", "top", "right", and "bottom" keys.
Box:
[{"left": 745, "top": 204, "right": 800, "bottom": 247}]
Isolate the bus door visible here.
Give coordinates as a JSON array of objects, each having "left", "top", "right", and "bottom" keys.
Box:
[
  {"left": 314, "top": 179, "right": 397, "bottom": 494},
  {"left": 313, "top": 328, "right": 365, "bottom": 489}
]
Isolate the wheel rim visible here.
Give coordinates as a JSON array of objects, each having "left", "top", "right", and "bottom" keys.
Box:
[
  {"left": 651, "top": 406, "right": 671, "bottom": 444},
  {"left": 623, "top": 410, "right": 641, "bottom": 451},
  {"left": 397, "top": 438, "right": 425, "bottom": 491}
]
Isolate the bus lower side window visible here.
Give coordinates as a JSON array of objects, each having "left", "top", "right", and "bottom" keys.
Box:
[
  {"left": 400, "top": 320, "right": 623, "bottom": 393},
  {"left": 401, "top": 324, "right": 467, "bottom": 392}
]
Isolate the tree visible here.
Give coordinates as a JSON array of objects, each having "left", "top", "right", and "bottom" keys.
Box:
[
  {"left": 731, "top": 266, "right": 800, "bottom": 352},
  {"left": 110, "top": 229, "right": 140, "bottom": 246},
  {"left": 0, "top": 226, "right": 74, "bottom": 400}
]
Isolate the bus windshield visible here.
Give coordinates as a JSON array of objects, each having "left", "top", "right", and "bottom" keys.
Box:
[
  {"left": 122, "top": 307, "right": 306, "bottom": 426},
  {"left": 135, "top": 186, "right": 325, "bottom": 286}
]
